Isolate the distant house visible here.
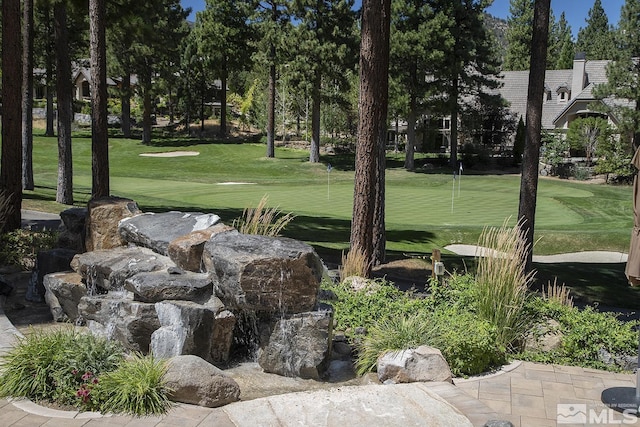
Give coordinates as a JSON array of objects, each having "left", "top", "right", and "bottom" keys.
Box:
[
  {"left": 72, "top": 67, "right": 124, "bottom": 101},
  {"left": 499, "top": 53, "right": 623, "bottom": 133}
]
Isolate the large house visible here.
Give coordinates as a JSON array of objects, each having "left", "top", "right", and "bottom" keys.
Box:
[
  {"left": 406, "top": 54, "right": 626, "bottom": 155},
  {"left": 500, "top": 53, "right": 620, "bottom": 132}
]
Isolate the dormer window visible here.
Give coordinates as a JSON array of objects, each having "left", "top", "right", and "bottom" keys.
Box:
[
  {"left": 556, "top": 84, "right": 570, "bottom": 103},
  {"left": 544, "top": 85, "right": 552, "bottom": 102}
]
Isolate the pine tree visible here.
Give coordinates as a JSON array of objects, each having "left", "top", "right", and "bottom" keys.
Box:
[
  {"left": 503, "top": 0, "right": 533, "bottom": 71},
  {"left": 548, "top": 12, "right": 574, "bottom": 69},
  {"left": 575, "top": 0, "right": 615, "bottom": 60},
  {"left": 291, "top": 0, "right": 358, "bottom": 163},
  {"left": 90, "top": 0, "right": 109, "bottom": 198},
  {"left": 593, "top": 0, "right": 640, "bottom": 150},
  {"left": 198, "top": 0, "right": 254, "bottom": 137}
]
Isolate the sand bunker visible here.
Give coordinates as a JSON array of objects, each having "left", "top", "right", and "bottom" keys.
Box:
[
  {"left": 217, "top": 182, "right": 256, "bottom": 185},
  {"left": 139, "top": 151, "right": 200, "bottom": 157}
]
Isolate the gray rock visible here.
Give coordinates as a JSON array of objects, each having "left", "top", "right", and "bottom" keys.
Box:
[
  {"left": 524, "top": 319, "right": 563, "bottom": 353},
  {"left": 164, "top": 355, "right": 240, "bottom": 408},
  {"left": 56, "top": 207, "right": 87, "bottom": 252},
  {"left": 43, "top": 271, "right": 86, "bottom": 321},
  {"left": 71, "top": 246, "right": 172, "bottom": 291},
  {"left": 167, "top": 224, "right": 235, "bottom": 272},
  {"left": 78, "top": 294, "right": 159, "bottom": 353},
  {"left": 377, "top": 345, "right": 453, "bottom": 384},
  {"left": 258, "top": 307, "right": 333, "bottom": 380},
  {"left": 203, "top": 232, "right": 324, "bottom": 314},
  {"left": 483, "top": 421, "right": 515, "bottom": 427},
  {"left": 119, "top": 211, "right": 221, "bottom": 255},
  {"left": 31, "top": 248, "right": 78, "bottom": 303},
  {"left": 150, "top": 300, "right": 235, "bottom": 364},
  {"left": 124, "top": 270, "right": 213, "bottom": 303},
  {"left": 85, "top": 197, "right": 141, "bottom": 251}
]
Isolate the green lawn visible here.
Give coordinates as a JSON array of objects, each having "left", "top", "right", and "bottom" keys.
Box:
[{"left": 22, "top": 131, "right": 640, "bottom": 308}]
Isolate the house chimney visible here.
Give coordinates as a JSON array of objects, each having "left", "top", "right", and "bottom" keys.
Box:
[{"left": 571, "top": 52, "right": 587, "bottom": 99}]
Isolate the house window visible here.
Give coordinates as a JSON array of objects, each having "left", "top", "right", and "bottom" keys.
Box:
[
  {"left": 557, "top": 89, "right": 569, "bottom": 103},
  {"left": 545, "top": 90, "right": 552, "bottom": 102},
  {"left": 442, "top": 118, "right": 450, "bottom": 130},
  {"left": 82, "top": 81, "right": 90, "bottom": 98}
]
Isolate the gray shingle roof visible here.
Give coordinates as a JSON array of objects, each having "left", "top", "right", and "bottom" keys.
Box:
[{"left": 498, "top": 60, "right": 611, "bottom": 129}]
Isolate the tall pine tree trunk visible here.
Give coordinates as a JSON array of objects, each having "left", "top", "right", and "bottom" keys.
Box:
[
  {"left": 1, "top": 0, "right": 23, "bottom": 232},
  {"left": 220, "top": 57, "right": 227, "bottom": 137},
  {"left": 54, "top": 2, "right": 73, "bottom": 205},
  {"left": 404, "top": 101, "right": 416, "bottom": 170},
  {"left": 121, "top": 73, "right": 132, "bottom": 138},
  {"left": 309, "top": 71, "right": 321, "bottom": 163},
  {"left": 90, "top": 0, "right": 109, "bottom": 198},
  {"left": 22, "top": 0, "right": 35, "bottom": 191},
  {"left": 518, "top": 0, "right": 550, "bottom": 272},
  {"left": 351, "top": 0, "right": 390, "bottom": 277},
  {"left": 44, "top": 5, "right": 55, "bottom": 137},
  {"left": 450, "top": 77, "right": 459, "bottom": 168},
  {"left": 266, "top": 44, "right": 276, "bottom": 157},
  {"left": 141, "top": 69, "right": 152, "bottom": 145}
]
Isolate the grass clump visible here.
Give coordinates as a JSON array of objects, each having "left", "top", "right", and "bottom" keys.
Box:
[
  {"left": 233, "top": 195, "right": 295, "bottom": 236},
  {"left": 93, "top": 353, "right": 172, "bottom": 416},
  {"left": 0, "top": 328, "right": 172, "bottom": 415},
  {"left": 542, "top": 278, "right": 573, "bottom": 307},
  {"left": 475, "top": 218, "right": 533, "bottom": 351},
  {"left": 339, "top": 247, "right": 368, "bottom": 281}
]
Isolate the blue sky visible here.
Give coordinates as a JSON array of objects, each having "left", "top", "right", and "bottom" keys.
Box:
[
  {"left": 181, "top": 0, "right": 624, "bottom": 40},
  {"left": 487, "top": 0, "right": 624, "bottom": 39}
]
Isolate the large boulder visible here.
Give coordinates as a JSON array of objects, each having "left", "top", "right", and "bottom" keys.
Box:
[
  {"left": 29, "top": 248, "right": 78, "bottom": 302},
  {"left": 150, "top": 300, "right": 235, "bottom": 364},
  {"left": 203, "top": 232, "right": 324, "bottom": 314},
  {"left": 85, "top": 197, "right": 141, "bottom": 251},
  {"left": 258, "top": 307, "right": 333, "bottom": 380},
  {"left": 124, "top": 270, "right": 213, "bottom": 303},
  {"left": 43, "top": 271, "right": 86, "bottom": 322},
  {"left": 56, "top": 207, "right": 87, "bottom": 252},
  {"left": 70, "top": 246, "right": 173, "bottom": 291},
  {"left": 377, "top": 345, "right": 453, "bottom": 384},
  {"left": 78, "top": 295, "right": 159, "bottom": 353},
  {"left": 164, "top": 355, "right": 240, "bottom": 408},
  {"left": 119, "top": 211, "right": 221, "bottom": 255},
  {"left": 167, "top": 224, "right": 235, "bottom": 272}
]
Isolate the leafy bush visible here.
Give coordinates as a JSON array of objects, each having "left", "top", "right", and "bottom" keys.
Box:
[
  {"left": 93, "top": 353, "right": 172, "bottom": 416},
  {"left": 0, "top": 328, "right": 124, "bottom": 407},
  {"left": 0, "top": 229, "right": 58, "bottom": 270},
  {"left": 321, "top": 278, "right": 430, "bottom": 335},
  {"left": 428, "top": 309, "right": 505, "bottom": 376},
  {"left": 233, "top": 195, "right": 295, "bottom": 236},
  {"left": 521, "top": 298, "right": 638, "bottom": 371}
]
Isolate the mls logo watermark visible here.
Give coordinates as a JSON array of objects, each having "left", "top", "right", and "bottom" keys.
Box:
[{"left": 557, "top": 403, "right": 639, "bottom": 425}]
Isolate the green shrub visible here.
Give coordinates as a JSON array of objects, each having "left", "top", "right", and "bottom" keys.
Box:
[
  {"left": 93, "top": 353, "right": 172, "bottom": 416},
  {"left": 321, "top": 278, "right": 429, "bottom": 335},
  {"left": 0, "top": 328, "right": 124, "bottom": 407},
  {"left": 520, "top": 297, "right": 638, "bottom": 371},
  {"left": 0, "top": 229, "right": 58, "bottom": 270},
  {"left": 428, "top": 309, "right": 505, "bottom": 376}
]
